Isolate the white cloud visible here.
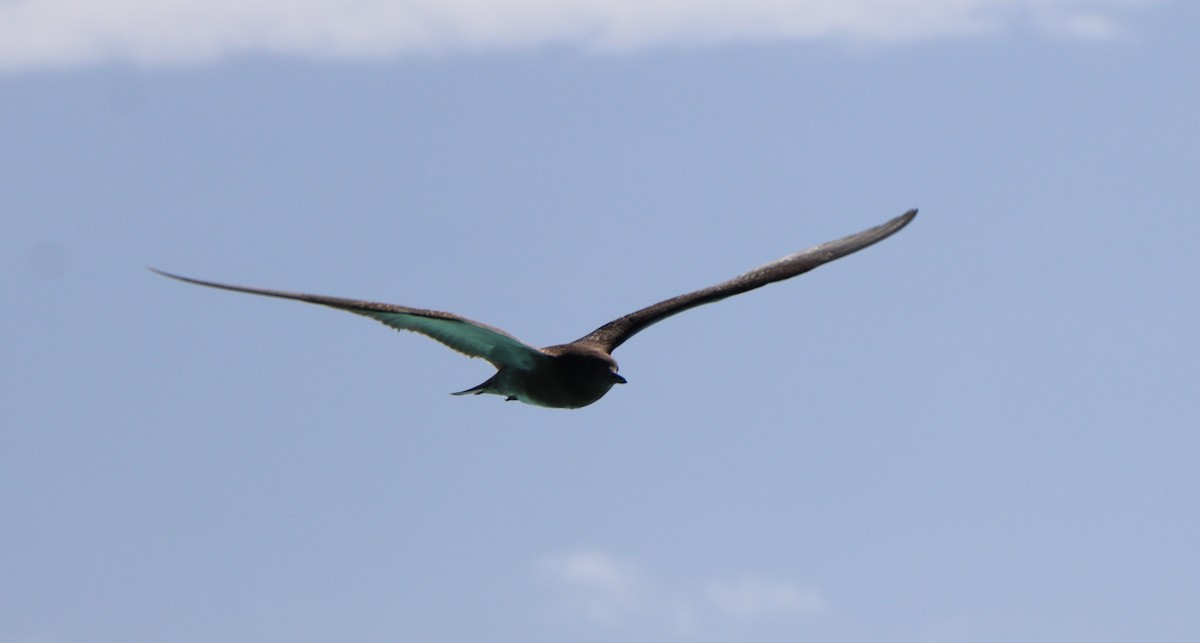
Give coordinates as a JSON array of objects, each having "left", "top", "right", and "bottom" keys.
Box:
[
  {"left": 0, "top": 0, "right": 1160, "bottom": 70},
  {"left": 1034, "top": 9, "right": 1123, "bottom": 40},
  {"left": 538, "top": 549, "right": 826, "bottom": 634},
  {"left": 703, "top": 577, "right": 828, "bottom": 618},
  {"left": 538, "top": 549, "right": 647, "bottom": 626}
]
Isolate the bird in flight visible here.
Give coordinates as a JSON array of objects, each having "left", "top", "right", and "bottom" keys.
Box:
[{"left": 154, "top": 209, "right": 916, "bottom": 408}]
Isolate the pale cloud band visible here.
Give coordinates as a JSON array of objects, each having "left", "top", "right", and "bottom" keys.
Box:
[
  {"left": 0, "top": 0, "right": 1157, "bottom": 70},
  {"left": 538, "top": 549, "right": 827, "bottom": 634}
]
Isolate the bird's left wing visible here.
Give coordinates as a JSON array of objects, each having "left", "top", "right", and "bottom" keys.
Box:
[
  {"left": 576, "top": 209, "right": 917, "bottom": 353},
  {"left": 151, "top": 269, "right": 547, "bottom": 370}
]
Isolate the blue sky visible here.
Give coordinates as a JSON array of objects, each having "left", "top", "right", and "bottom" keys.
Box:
[{"left": 3, "top": 1, "right": 1198, "bottom": 641}]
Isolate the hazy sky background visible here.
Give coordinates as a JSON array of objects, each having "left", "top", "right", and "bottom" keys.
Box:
[{"left": 3, "top": 1, "right": 1197, "bottom": 641}]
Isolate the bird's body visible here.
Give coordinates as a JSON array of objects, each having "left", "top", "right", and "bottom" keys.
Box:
[
  {"left": 455, "top": 343, "right": 622, "bottom": 408},
  {"left": 154, "top": 209, "right": 916, "bottom": 408}
]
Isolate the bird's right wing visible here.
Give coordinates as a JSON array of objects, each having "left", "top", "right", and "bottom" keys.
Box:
[
  {"left": 151, "top": 270, "right": 548, "bottom": 371},
  {"left": 577, "top": 209, "right": 917, "bottom": 353}
]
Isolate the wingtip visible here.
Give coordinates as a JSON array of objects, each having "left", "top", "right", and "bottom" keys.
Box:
[
  {"left": 149, "top": 267, "right": 192, "bottom": 284},
  {"left": 887, "top": 208, "right": 918, "bottom": 232}
]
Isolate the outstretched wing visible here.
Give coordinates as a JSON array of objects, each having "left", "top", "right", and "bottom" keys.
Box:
[
  {"left": 151, "top": 269, "right": 547, "bottom": 370},
  {"left": 577, "top": 209, "right": 917, "bottom": 353}
]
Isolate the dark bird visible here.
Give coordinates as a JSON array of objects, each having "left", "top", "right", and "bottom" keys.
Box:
[{"left": 154, "top": 209, "right": 916, "bottom": 408}]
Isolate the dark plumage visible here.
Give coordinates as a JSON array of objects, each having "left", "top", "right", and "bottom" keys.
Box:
[{"left": 154, "top": 209, "right": 916, "bottom": 408}]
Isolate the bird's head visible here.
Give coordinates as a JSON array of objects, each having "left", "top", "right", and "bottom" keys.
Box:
[{"left": 597, "top": 353, "right": 626, "bottom": 385}]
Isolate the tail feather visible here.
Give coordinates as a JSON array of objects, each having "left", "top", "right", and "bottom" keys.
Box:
[
  {"left": 451, "top": 383, "right": 487, "bottom": 396},
  {"left": 451, "top": 373, "right": 498, "bottom": 396}
]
